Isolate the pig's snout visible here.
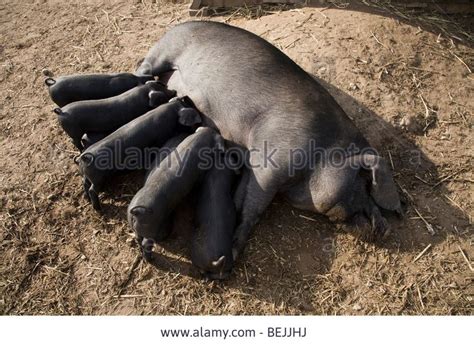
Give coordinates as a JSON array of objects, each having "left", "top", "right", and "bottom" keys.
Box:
[
  {"left": 141, "top": 238, "right": 154, "bottom": 262},
  {"left": 44, "top": 77, "right": 56, "bottom": 87}
]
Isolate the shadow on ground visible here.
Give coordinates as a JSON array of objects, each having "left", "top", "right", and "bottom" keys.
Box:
[{"left": 210, "top": 1, "right": 473, "bottom": 48}]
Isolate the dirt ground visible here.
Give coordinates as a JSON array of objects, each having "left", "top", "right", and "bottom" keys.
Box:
[{"left": 0, "top": 0, "right": 472, "bottom": 315}]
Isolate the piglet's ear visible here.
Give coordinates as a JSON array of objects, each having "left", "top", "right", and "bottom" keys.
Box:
[
  {"left": 129, "top": 206, "right": 154, "bottom": 225},
  {"left": 148, "top": 90, "right": 168, "bottom": 107},
  {"left": 356, "top": 154, "right": 401, "bottom": 212},
  {"left": 130, "top": 206, "right": 152, "bottom": 217},
  {"left": 79, "top": 153, "right": 94, "bottom": 167},
  {"left": 178, "top": 108, "right": 201, "bottom": 127}
]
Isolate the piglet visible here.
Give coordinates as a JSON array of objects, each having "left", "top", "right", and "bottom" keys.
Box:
[
  {"left": 53, "top": 81, "right": 175, "bottom": 150},
  {"left": 140, "top": 133, "right": 190, "bottom": 261},
  {"left": 45, "top": 73, "right": 154, "bottom": 107},
  {"left": 128, "top": 127, "right": 224, "bottom": 261},
  {"left": 192, "top": 151, "right": 237, "bottom": 280}
]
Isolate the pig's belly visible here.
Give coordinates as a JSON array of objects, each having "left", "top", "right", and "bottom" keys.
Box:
[{"left": 165, "top": 70, "right": 248, "bottom": 145}]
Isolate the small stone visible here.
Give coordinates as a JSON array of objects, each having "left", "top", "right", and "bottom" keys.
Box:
[
  {"left": 41, "top": 68, "right": 53, "bottom": 77},
  {"left": 349, "top": 82, "right": 359, "bottom": 91},
  {"left": 352, "top": 303, "right": 362, "bottom": 311},
  {"left": 440, "top": 132, "right": 450, "bottom": 140},
  {"left": 400, "top": 115, "right": 421, "bottom": 133},
  {"left": 126, "top": 236, "right": 135, "bottom": 246}
]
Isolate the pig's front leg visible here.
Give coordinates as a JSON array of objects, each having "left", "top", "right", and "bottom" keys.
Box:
[
  {"left": 81, "top": 171, "right": 101, "bottom": 210},
  {"left": 232, "top": 166, "right": 279, "bottom": 261},
  {"left": 82, "top": 177, "right": 91, "bottom": 201}
]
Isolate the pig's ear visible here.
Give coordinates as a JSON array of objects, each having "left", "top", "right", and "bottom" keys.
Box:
[
  {"left": 178, "top": 108, "right": 201, "bottom": 127},
  {"left": 44, "top": 77, "right": 56, "bottom": 87},
  {"left": 148, "top": 90, "right": 168, "bottom": 107},
  {"left": 129, "top": 206, "right": 154, "bottom": 224},
  {"left": 79, "top": 153, "right": 94, "bottom": 167},
  {"left": 130, "top": 206, "right": 152, "bottom": 216},
  {"left": 358, "top": 154, "right": 401, "bottom": 212}
]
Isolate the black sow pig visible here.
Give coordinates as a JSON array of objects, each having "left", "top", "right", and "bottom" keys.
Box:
[
  {"left": 45, "top": 73, "right": 154, "bottom": 107},
  {"left": 128, "top": 127, "right": 224, "bottom": 259},
  {"left": 53, "top": 81, "right": 175, "bottom": 150},
  {"left": 136, "top": 21, "right": 402, "bottom": 259}
]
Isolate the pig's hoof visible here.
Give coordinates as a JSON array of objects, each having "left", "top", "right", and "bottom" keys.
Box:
[
  {"left": 88, "top": 189, "right": 101, "bottom": 211},
  {"left": 369, "top": 205, "right": 390, "bottom": 241},
  {"left": 142, "top": 251, "right": 153, "bottom": 262},
  {"left": 83, "top": 178, "right": 91, "bottom": 201},
  {"left": 232, "top": 236, "right": 247, "bottom": 261},
  {"left": 232, "top": 247, "right": 239, "bottom": 261},
  {"left": 232, "top": 243, "right": 246, "bottom": 261},
  {"left": 372, "top": 215, "right": 390, "bottom": 239}
]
